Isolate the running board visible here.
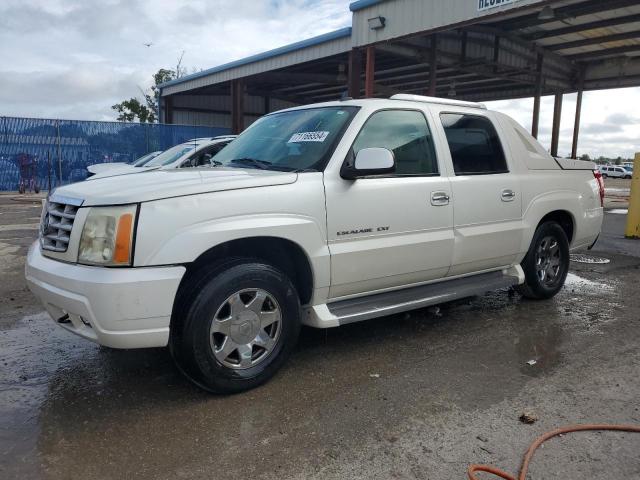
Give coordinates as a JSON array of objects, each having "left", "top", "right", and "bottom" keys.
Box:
[{"left": 321, "top": 268, "right": 522, "bottom": 327}]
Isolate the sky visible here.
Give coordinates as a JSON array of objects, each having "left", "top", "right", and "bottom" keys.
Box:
[{"left": 1, "top": 0, "right": 639, "bottom": 159}]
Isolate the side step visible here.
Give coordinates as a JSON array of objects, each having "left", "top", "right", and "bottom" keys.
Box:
[{"left": 326, "top": 269, "right": 522, "bottom": 326}]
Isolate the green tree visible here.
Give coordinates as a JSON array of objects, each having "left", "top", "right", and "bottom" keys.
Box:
[
  {"left": 111, "top": 97, "right": 155, "bottom": 122},
  {"left": 112, "top": 67, "right": 181, "bottom": 123}
]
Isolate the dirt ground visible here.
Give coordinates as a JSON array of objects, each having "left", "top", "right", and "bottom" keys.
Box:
[{"left": 1, "top": 192, "right": 639, "bottom": 480}]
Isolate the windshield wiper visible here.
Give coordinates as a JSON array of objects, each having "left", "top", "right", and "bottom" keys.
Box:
[{"left": 228, "top": 158, "right": 273, "bottom": 170}]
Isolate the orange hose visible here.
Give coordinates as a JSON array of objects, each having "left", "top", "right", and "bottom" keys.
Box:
[{"left": 468, "top": 424, "right": 640, "bottom": 480}]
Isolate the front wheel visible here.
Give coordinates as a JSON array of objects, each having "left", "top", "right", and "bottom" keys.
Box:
[
  {"left": 516, "top": 222, "right": 569, "bottom": 300},
  {"left": 170, "top": 259, "right": 301, "bottom": 394}
]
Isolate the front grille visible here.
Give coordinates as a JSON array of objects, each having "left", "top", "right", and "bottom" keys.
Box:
[{"left": 40, "top": 196, "right": 83, "bottom": 253}]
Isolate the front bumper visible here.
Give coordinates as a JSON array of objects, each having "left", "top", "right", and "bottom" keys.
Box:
[{"left": 25, "top": 242, "right": 185, "bottom": 349}]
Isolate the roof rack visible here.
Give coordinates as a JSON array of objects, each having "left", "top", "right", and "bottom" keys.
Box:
[{"left": 390, "top": 94, "right": 486, "bottom": 110}]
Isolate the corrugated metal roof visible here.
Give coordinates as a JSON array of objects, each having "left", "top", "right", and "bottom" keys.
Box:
[
  {"left": 160, "top": 27, "right": 352, "bottom": 95},
  {"left": 349, "top": 0, "right": 389, "bottom": 12}
]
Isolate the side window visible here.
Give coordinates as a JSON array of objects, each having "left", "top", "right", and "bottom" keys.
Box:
[
  {"left": 351, "top": 110, "right": 438, "bottom": 175},
  {"left": 182, "top": 144, "right": 224, "bottom": 168},
  {"left": 440, "top": 113, "right": 508, "bottom": 175}
]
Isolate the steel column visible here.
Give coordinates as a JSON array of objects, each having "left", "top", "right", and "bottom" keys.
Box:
[
  {"left": 365, "top": 46, "right": 375, "bottom": 98},
  {"left": 264, "top": 95, "right": 270, "bottom": 115},
  {"left": 551, "top": 93, "right": 563, "bottom": 157},
  {"left": 165, "top": 95, "right": 173, "bottom": 124},
  {"left": 531, "top": 53, "right": 543, "bottom": 138},
  {"left": 428, "top": 34, "right": 437, "bottom": 96},
  {"left": 231, "top": 79, "right": 244, "bottom": 134},
  {"left": 571, "top": 69, "right": 585, "bottom": 159},
  {"left": 348, "top": 48, "right": 362, "bottom": 98}
]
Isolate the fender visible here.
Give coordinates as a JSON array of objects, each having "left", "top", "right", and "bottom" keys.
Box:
[
  {"left": 520, "top": 189, "right": 592, "bottom": 253},
  {"left": 133, "top": 180, "right": 330, "bottom": 289}
]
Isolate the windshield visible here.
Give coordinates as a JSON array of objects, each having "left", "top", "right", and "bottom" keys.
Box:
[
  {"left": 131, "top": 151, "right": 159, "bottom": 167},
  {"left": 212, "top": 106, "right": 358, "bottom": 172},
  {"left": 145, "top": 144, "right": 197, "bottom": 167}
]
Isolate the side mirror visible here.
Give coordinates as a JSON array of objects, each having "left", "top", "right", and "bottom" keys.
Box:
[{"left": 341, "top": 147, "right": 395, "bottom": 180}]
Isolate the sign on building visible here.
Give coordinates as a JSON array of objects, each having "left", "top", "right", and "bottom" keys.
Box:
[{"left": 477, "top": 0, "right": 524, "bottom": 11}]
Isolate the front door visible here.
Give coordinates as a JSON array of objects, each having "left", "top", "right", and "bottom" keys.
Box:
[{"left": 324, "top": 109, "right": 454, "bottom": 299}]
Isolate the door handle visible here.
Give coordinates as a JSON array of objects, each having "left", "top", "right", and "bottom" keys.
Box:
[
  {"left": 501, "top": 189, "right": 516, "bottom": 202},
  {"left": 431, "top": 191, "right": 450, "bottom": 206}
]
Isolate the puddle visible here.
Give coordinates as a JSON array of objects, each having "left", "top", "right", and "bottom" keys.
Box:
[
  {"left": 564, "top": 272, "right": 613, "bottom": 293},
  {"left": 558, "top": 272, "right": 620, "bottom": 334},
  {"left": 570, "top": 253, "right": 610, "bottom": 264}
]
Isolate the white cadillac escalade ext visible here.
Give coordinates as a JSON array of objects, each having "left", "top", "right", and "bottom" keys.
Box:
[{"left": 26, "top": 94, "right": 604, "bottom": 393}]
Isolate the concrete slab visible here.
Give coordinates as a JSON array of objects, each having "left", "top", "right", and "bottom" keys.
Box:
[{"left": 0, "top": 196, "right": 638, "bottom": 480}]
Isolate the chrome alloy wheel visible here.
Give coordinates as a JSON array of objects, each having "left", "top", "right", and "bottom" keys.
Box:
[
  {"left": 209, "top": 289, "right": 282, "bottom": 369},
  {"left": 535, "top": 236, "right": 562, "bottom": 286}
]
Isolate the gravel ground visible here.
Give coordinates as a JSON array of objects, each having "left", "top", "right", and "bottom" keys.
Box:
[{"left": 0, "top": 193, "right": 639, "bottom": 480}]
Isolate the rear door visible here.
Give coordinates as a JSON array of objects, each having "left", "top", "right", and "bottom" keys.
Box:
[
  {"left": 324, "top": 108, "right": 454, "bottom": 298},
  {"left": 434, "top": 109, "right": 522, "bottom": 276}
]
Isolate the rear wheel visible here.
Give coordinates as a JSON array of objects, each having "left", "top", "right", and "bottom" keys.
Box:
[
  {"left": 170, "top": 259, "right": 301, "bottom": 393},
  {"left": 516, "top": 222, "right": 569, "bottom": 300}
]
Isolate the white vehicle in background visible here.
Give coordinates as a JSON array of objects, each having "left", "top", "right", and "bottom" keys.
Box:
[
  {"left": 600, "top": 165, "right": 632, "bottom": 179},
  {"left": 26, "top": 95, "right": 603, "bottom": 394},
  {"left": 87, "top": 136, "right": 236, "bottom": 180},
  {"left": 86, "top": 151, "right": 161, "bottom": 176}
]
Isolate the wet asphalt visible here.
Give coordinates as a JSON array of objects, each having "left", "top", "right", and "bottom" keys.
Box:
[{"left": 1, "top": 192, "right": 639, "bottom": 480}]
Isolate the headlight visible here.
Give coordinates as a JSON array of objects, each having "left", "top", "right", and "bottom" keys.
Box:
[{"left": 78, "top": 205, "right": 137, "bottom": 266}]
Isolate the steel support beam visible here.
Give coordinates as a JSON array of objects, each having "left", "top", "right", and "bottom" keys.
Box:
[
  {"left": 365, "top": 46, "right": 375, "bottom": 98},
  {"left": 531, "top": 53, "right": 543, "bottom": 139},
  {"left": 230, "top": 79, "right": 244, "bottom": 134},
  {"left": 571, "top": 69, "right": 585, "bottom": 159},
  {"left": 548, "top": 30, "right": 640, "bottom": 52},
  {"left": 348, "top": 48, "right": 362, "bottom": 98},
  {"left": 527, "top": 13, "right": 640, "bottom": 41},
  {"left": 551, "top": 93, "right": 563, "bottom": 157},
  {"left": 502, "top": 0, "right": 640, "bottom": 31},
  {"left": 568, "top": 45, "right": 640, "bottom": 62}
]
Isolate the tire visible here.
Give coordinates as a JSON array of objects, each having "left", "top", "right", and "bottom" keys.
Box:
[
  {"left": 602, "top": 173, "right": 608, "bottom": 178},
  {"left": 170, "top": 258, "right": 301, "bottom": 394},
  {"left": 516, "top": 222, "right": 569, "bottom": 300}
]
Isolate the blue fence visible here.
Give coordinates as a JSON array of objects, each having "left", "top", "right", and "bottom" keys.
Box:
[{"left": 0, "top": 116, "right": 230, "bottom": 191}]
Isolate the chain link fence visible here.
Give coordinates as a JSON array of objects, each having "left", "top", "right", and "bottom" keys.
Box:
[{"left": 0, "top": 116, "right": 230, "bottom": 191}]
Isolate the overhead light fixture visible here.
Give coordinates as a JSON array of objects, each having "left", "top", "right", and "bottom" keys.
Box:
[
  {"left": 538, "top": 6, "right": 555, "bottom": 21},
  {"left": 368, "top": 16, "right": 386, "bottom": 30},
  {"left": 336, "top": 64, "right": 347, "bottom": 83}
]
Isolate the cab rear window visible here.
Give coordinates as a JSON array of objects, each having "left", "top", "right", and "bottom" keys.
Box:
[{"left": 440, "top": 113, "right": 508, "bottom": 175}]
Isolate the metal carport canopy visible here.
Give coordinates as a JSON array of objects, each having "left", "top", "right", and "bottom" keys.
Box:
[{"left": 159, "top": 0, "right": 640, "bottom": 155}]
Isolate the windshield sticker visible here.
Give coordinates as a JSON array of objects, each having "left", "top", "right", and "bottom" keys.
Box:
[{"left": 288, "top": 131, "right": 329, "bottom": 143}]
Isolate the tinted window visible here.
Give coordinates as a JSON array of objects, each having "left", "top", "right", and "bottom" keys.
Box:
[
  {"left": 352, "top": 110, "right": 438, "bottom": 175},
  {"left": 440, "top": 113, "right": 508, "bottom": 175}
]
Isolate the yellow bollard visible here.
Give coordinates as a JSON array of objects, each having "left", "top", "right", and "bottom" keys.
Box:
[{"left": 625, "top": 152, "right": 640, "bottom": 239}]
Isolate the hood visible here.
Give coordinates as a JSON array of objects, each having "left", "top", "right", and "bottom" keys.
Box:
[
  {"left": 86, "top": 162, "right": 128, "bottom": 174},
  {"left": 55, "top": 168, "right": 298, "bottom": 206},
  {"left": 87, "top": 164, "right": 158, "bottom": 180}
]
